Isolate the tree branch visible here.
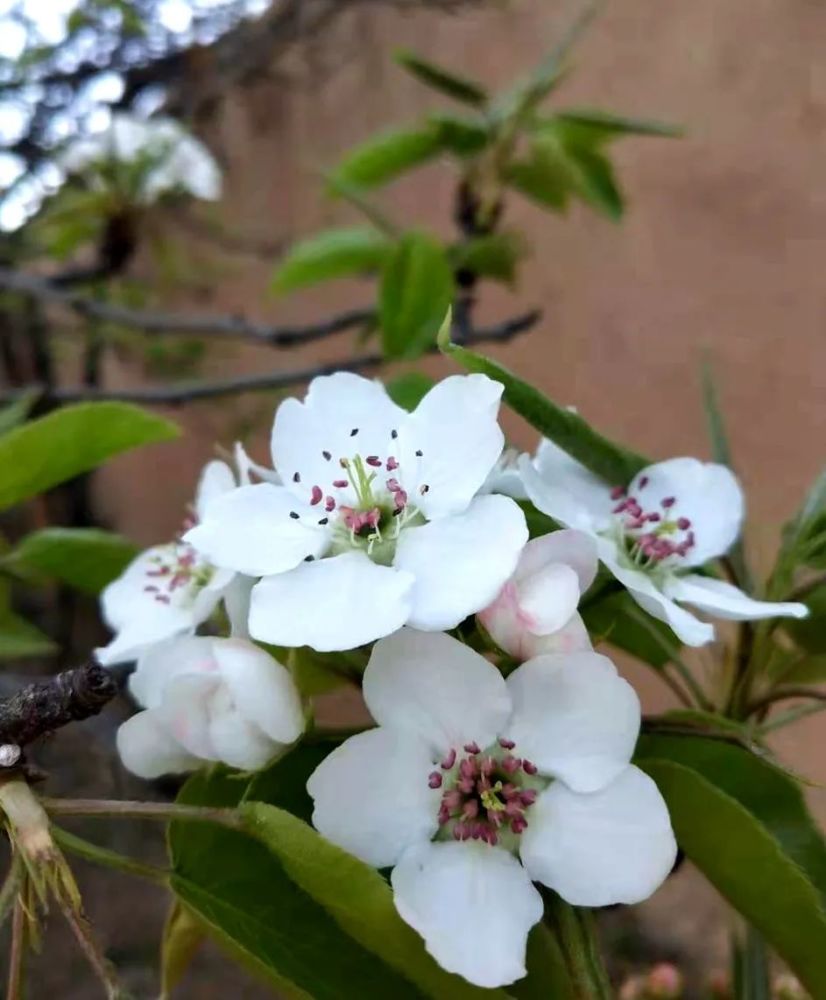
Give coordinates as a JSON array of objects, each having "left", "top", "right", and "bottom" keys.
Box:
[
  {"left": 0, "top": 265, "right": 375, "bottom": 347},
  {"left": 0, "top": 309, "right": 541, "bottom": 407}
]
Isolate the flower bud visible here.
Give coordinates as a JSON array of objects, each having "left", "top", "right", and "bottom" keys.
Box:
[
  {"left": 477, "top": 530, "right": 598, "bottom": 661},
  {"left": 645, "top": 962, "right": 684, "bottom": 998}
]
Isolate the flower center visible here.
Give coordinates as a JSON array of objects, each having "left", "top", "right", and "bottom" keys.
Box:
[
  {"left": 299, "top": 443, "right": 429, "bottom": 566},
  {"left": 608, "top": 479, "right": 695, "bottom": 573},
  {"left": 142, "top": 542, "right": 214, "bottom": 606},
  {"left": 428, "top": 739, "right": 547, "bottom": 851}
]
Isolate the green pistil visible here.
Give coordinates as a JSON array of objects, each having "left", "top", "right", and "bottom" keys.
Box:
[
  {"left": 480, "top": 782, "right": 506, "bottom": 813},
  {"left": 345, "top": 455, "right": 377, "bottom": 508}
]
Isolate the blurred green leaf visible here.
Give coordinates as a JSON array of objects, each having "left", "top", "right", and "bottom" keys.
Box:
[
  {"left": 161, "top": 900, "right": 205, "bottom": 1000},
  {"left": 5, "top": 527, "right": 137, "bottom": 596},
  {"left": 380, "top": 232, "right": 454, "bottom": 360},
  {"left": 731, "top": 926, "right": 771, "bottom": 1000},
  {"left": 505, "top": 136, "right": 572, "bottom": 211},
  {"left": 552, "top": 108, "right": 682, "bottom": 143},
  {"left": 451, "top": 232, "right": 526, "bottom": 286},
  {"left": 583, "top": 590, "right": 677, "bottom": 669},
  {"left": 0, "top": 391, "right": 39, "bottom": 437},
  {"left": 636, "top": 735, "right": 826, "bottom": 996},
  {"left": 429, "top": 114, "right": 489, "bottom": 157},
  {"left": 778, "top": 653, "right": 826, "bottom": 686},
  {"left": 781, "top": 467, "right": 826, "bottom": 571},
  {"left": 784, "top": 585, "right": 826, "bottom": 653},
  {"left": 271, "top": 226, "right": 391, "bottom": 294},
  {"left": 439, "top": 339, "right": 649, "bottom": 484},
  {"left": 515, "top": 499, "right": 559, "bottom": 539},
  {"left": 563, "top": 145, "right": 623, "bottom": 220},
  {"left": 0, "top": 402, "right": 179, "bottom": 513},
  {"left": 331, "top": 125, "right": 446, "bottom": 191},
  {"left": 395, "top": 50, "right": 488, "bottom": 107},
  {"left": 0, "top": 608, "right": 56, "bottom": 659},
  {"left": 386, "top": 372, "right": 435, "bottom": 411}
]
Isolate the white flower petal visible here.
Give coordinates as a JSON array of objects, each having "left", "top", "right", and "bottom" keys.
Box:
[
  {"left": 270, "top": 372, "right": 405, "bottom": 506},
  {"left": 516, "top": 530, "right": 599, "bottom": 595},
  {"left": 224, "top": 575, "right": 253, "bottom": 638},
  {"left": 214, "top": 638, "right": 304, "bottom": 744},
  {"left": 206, "top": 686, "right": 278, "bottom": 771},
  {"left": 667, "top": 574, "right": 809, "bottom": 622},
  {"left": 234, "top": 441, "right": 280, "bottom": 485},
  {"left": 629, "top": 458, "right": 743, "bottom": 566},
  {"left": 156, "top": 673, "right": 221, "bottom": 760},
  {"left": 195, "top": 459, "right": 236, "bottom": 518},
  {"left": 395, "top": 494, "right": 528, "bottom": 631},
  {"left": 129, "top": 636, "right": 219, "bottom": 709},
  {"left": 184, "top": 483, "right": 329, "bottom": 576},
  {"left": 364, "top": 629, "right": 510, "bottom": 756},
  {"left": 391, "top": 841, "right": 543, "bottom": 989},
  {"left": 506, "top": 651, "right": 639, "bottom": 792},
  {"left": 520, "top": 765, "right": 677, "bottom": 907},
  {"left": 116, "top": 711, "right": 201, "bottom": 779},
  {"left": 308, "top": 728, "right": 439, "bottom": 868},
  {"left": 530, "top": 439, "right": 616, "bottom": 527},
  {"left": 397, "top": 374, "right": 505, "bottom": 518},
  {"left": 249, "top": 552, "right": 413, "bottom": 652},
  {"left": 601, "top": 546, "right": 716, "bottom": 647},
  {"left": 524, "top": 612, "right": 593, "bottom": 657}
]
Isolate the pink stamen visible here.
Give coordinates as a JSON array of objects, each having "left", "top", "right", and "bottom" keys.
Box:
[
  {"left": 463, "top": 741, "right": 480, "bottom": 754},
  {"left": 677, "top": 516, "right": 691, "bottom": 530},
  {"left": 310, "top": 485, "right": 323, "bottom": 505},
  {"left": 441, "top": 748, "right": 457, "bottom": 770},
  {"left": 386, "top": 456, "right": 399, "bottom": 471},
  {"left": 428, "top": 771, "right": 443, "bottom": 789},
  {"left": 366, "top": 456, "right": 382, "bottom": 467},
  {"left": 499, "top": 738, "right": 515, "bottom": 750},
  {"left": 324, "top": 496, "right": 336, "bottom": 512},
  {"left": 661, "top": 496, "right": 676, "bottom": 508},
  {"left": 333, "top": 479, "right": 349, "bottom": 489}
]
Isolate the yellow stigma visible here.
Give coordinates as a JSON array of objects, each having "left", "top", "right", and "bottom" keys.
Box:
[{"left": 480, "top": 781, "right": 506, "bottom": 813}]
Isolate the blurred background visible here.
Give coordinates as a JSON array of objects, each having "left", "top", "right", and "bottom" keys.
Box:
[{"left": 0, "top": 0, "right": 824, "bottom": 995}]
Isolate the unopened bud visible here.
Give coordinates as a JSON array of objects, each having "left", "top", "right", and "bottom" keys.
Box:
[{"left": 646, "top": 962, "right": 683, "bottom": 998}]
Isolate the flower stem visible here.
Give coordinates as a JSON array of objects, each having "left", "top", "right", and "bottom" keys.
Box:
[
  {"left": 52, "top": 827, "right": 169, "bottom": 886},
  {"left": 7, "top": 890, "right": 27, "bottom": 1000},
  {"left": 40, "top": 798, "right": 245, "bottom": 830},
  {"left": 543, "top": 892, "right": 612, "bottom": 999}
]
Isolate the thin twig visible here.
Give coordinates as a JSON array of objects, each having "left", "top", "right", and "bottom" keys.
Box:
[
  {"left": 56, "top": 896, "right": 122, "bottom": 1000},
  {"left": 0, "top": 265, "right": 375, "bottom": 348},
  {"left": 0, "top": 310, "right": 541, "bottom": 407},
  {"left": 52, "top": 827, "right": 169, "bottom": 886},
  {"left": 744, "top": 686, "right": 826, "bottom": 718},
  {"left": 760, "top": 700, "right": 826, "bottom": 734},
  {"left": 41, "top": 798, "right": 245, "bottom": 831},
  {"left": 7, "top": 891, "right": 27, "bottom": 1000}
]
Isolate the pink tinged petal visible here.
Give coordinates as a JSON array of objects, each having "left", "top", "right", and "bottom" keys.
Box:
[
  {"left": 524, "top": 612, "right": 593, "bottom": 657},
  {"left": 248, "top": 552, "right": 413, "bottom": 652},
  {"left": 666, "top": 574, "right": 809, "bottom": 623},
  {"left": 396, "top": 374, "right": 506, "bottom": 519},
  {"left": 390, "top": 841, "right": 543, "bottom": 989},
  {"left": 517, "top": 562, "right": 581, "bottom": 635},
  {"left": 270, "top": 372, "right": 405, "bottom": 505},
  {"left": 194, "top": 459, "right": 236, "bottom": 518},
  {"left": 364, "top": 629, "right": 511, "bottom": 757},
  {"left": 394, "top": 494, "right": 528, "bottom": 631},
  {"left": 184, "top": 483, "right": 329, "bottom": 576},
  {"left": 206, "top": 686, "right": 279, "bottom": 771},
  {"left": 213, "top": 638, "right": 304, "bottom": 745},
  {"left": 307, "top": 728, "right": 439, "bottom": 868},
  {"left": 506, "top": 651, "right": 640, "bottom": 793},
  {"left": 520, "top": 765, "right": 677, "bottom": 907},
  {"left": 628, "top": 458, "right": 744, "bottom": 567},
  {"left": 155, "top": 673, "right": 221, "bottom": 760},
  {"left": 116, "top": 711, "right": 201, "bottom": 779},
  {"left": 528, "top": 439, "right": 616, "bottom": 528},
  {"left": 515, "top": 530, "right": 599, "bottom": 596},
  {"left": 129, "top": 636, "right": 220, "bottom": 709},
  {"left": 599, "top": 545, "right": 715, "bottom": 647}
]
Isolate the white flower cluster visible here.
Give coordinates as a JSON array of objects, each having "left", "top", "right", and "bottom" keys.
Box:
[
  {"left": 59, "top": 112, "right": 222, "bottom": 204},
  {"left": 100, "top": 371, "right": 807, "bottom": 988}
]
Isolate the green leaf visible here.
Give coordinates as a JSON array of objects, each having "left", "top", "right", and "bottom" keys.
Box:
[
  {"left": 0, "top": 391, "right": 39, "bottom": 437},
  {"left": 509, "top": 925, "right": 574, "bottom": 1000},
  {"left": 636, "top": 735, "right": 826, "bottom": 995},
  {"left": 161, "top": 900, "right": 205, "bottom": 1000},
  {"left": 170, "top": 763, "right": 427, "bottom": 1000},
  {"left": 784, "top": 585, "right": 826, "bottom": 653},
  {"left": 331, "top": 125, "right": 446, "bottom": 191},
  {"left": 271, "top": 226, "right": 391, "bottom": 293},
  {"left": 428, "top": 114, "right": 489, "bottom": 157},
  {"left": 563, "top": 145, "right": 623, "bottom": 221},
  {"left": 782, "top": 467, "right": 826, "bottom": 571},
  {"left": 553, "top": 108, "right": 683, "bottom": 142},
  {"left": 0, "top": 402, "right": 179, "bottom": 513},
  {"left": 395, "top": 50, "right": 488, "bottom": 107},
  {"left": 731, "top": 926, "right": 771, "bottom": 1000},
  {"left": 439, "top": 340, "right": 649, "bottom": 485},
  {"left": 515, "top": 499, "right": 559, "bottom": 539},
  {"left": 582, "top": 590, "right": 676, "bottom": 669},
  {"left": 288, "top": 647, "right": 353, "bottom": 698},
  {"left": 5, "top": 528, "right": 138, "bottom": 595},
  {"left": 386, "top": 372, "right": 435, "bottom": 411},
  {"left": 241, "top": 801, "right": 507, "bottom": 1000},
  {"left": 451, "top": 232, "right": 526, "bottom": 286},
  {"left": 0, "top": 609, "right": 56, "bottom": 659},
  {"left": 778, "top": 653, "right": 826, "bottom": 685},
  {"left": 380, "top": 232, "right": 454, "bottom": 360},
  {"left": 505, "top": 137, "right": 572, "bottom": 211}
]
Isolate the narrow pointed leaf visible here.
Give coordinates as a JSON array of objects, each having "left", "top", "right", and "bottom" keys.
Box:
[
  {"left": 5, "top": 527, "right": 138, "bottom": 595},
  {"left": 331, "top": 125, "right": 446, "bottom": 191},
  {"left": 271, "top": 226, "right": 391, "bottom": 293},
  {"left": 395, "top": 50, "right": 488, "bottom": 107}
]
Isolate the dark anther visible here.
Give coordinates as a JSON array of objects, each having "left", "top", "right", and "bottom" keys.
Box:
[
  {"left": 350, "top": 428, "right": 359, "bottom": 437},
  {"left": 415, "top": 449, "right": 423, "bottom": 457},
  {"left": 318, "top": 517, "right": 329, "bottom": 525},
  {"left": 289, "top": 511, "right": 300, "bottom": 519},
  {"left": 322, "top": 450, "right": 332, "bottom": 460},
  {"left": 293, "top": 471, "right": 301, "bottom": 483},
  {"left": 391, "top": 429, "right": 398, "bottom": 439}
]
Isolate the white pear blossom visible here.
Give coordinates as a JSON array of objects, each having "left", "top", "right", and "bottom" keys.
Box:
[
  {"left": 117, "top": 636, "right": 304, "bottom": 777},
  {"left": 185, "top": 373, "right": 528, "bottom": 652},
  {"left": 520, "top": 441, "right": 808, "bottom": 647},
  {"left": 308, "top": 629, "right": 676, "bottom": 988},
  {"left": 96, "top": 455, "right": 249, "bottom": 666},
  {"left": 59, "top": 112, "right": 221, "bottom": 203},
  {"left": 478, "top": 529, "right": 597, "bottom": 660},
  {"left": 480, "top": 446, "right": 528, "bottom": 500}
]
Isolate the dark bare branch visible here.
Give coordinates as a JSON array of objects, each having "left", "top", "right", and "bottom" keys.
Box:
[{"left": 0, "top": 310, "right": 541, "bottom": 407}]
